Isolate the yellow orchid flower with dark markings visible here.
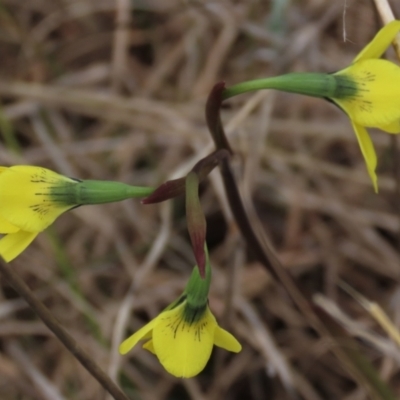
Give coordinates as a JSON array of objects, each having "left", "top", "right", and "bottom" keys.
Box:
[
  {"left": 0, "top": 166, "right": 76, "bottom": 262},
  {"left": 223, "top": 20, "right": 400, "bottom": 192},
  {"left": 0, "top": 165, "right": 153, "bottom": 262},
  {"left": 119, "top": 298, "right": 241, "bottom": 378},
  {"left": 119, "top": 253, "right": 241, "bottom": 378},
  {"left": 332, "top": 20, "right": 400, "bottom": 191}
]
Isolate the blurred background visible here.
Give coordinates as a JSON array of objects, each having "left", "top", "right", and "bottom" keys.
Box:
[{"left": 1, "top": 0, "right": 400, "bottom": 399}]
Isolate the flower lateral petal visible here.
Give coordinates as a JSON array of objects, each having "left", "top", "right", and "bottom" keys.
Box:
[
  {"left": 214, "top": 326, "right": 242, "bottom": 353},
  {"left": 0, "top": 231, "right": 38, "bottom": 262},
  {"left": 354, "top": 20, "right": 400, "bottom": 62},
  {"left": 153, "top": 304, "right": 217, "bottom": 378},
  {"left": 119, "top": 316, "right": 160, "bottom": 355},
  {"left": 351, "top": 121, "right": 378, "bottom": 193}
]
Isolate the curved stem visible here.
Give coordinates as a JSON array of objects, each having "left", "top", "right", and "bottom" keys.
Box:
[{"left": 206, "top": 82, "right": 321, "bottom": 325}]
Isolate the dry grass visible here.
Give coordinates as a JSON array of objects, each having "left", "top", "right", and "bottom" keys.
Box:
[{"left": 1, "top": 0, "right": 400, "bottom": 399}]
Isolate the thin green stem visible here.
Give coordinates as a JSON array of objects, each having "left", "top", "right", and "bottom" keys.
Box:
[
  {"left": 222, "top": 73, "right": 337, "bottom": 101},
  {"left": 76, "top": 181, "right": 154, "bottom": 204}
]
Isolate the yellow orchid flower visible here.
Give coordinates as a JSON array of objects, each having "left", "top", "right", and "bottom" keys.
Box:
[
  {"left": 0, "top": 166, "right": 78, "bottom": 262},
  {"left": 0, "top": 165, "right": 153, "bottom": 262},
  {"left": 119, "top": 298, "right": 241, "bottom": 378},
  {"left": 120, "top": 253, "right": 241, "bottom": 378},
  {"left": 222, "top": 20, "right": 400, "bottom": 192},
  {"left": 332, "top": 20, "right": 400, "bottom": 191}
]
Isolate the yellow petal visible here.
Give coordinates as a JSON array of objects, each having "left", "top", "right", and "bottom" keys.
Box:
[
  {"left": 0, "top": 231, "right": 38, "bottom": 262},
  {"left": 142, "top": 340, "right": 156, "bottom": 354},
  {"left": 354, "top": 20, "right": 400, "bottom": 62},
  {"left": 152, "top": 304, "right": 217, "bottom": 378},
  {"left": 334, "top": 60, "right": 400, "bottom": 130},
  {"left": 351, "top": 122, "right": 378, "bottom": 192},
  {"left": 0, "top": 215, "right": 20, "bottom": 234},
  {"left": 0, "top": 166, "right": 76, "bottom": 232},
  {"left": 214, "top": 326, "right": 242, "bottom": 353},
  {"left": 119, "top": 316, "right": 160, "bottom": 355}
]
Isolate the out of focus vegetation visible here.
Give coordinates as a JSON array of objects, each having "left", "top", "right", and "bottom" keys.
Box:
[{"left": 1, "top": 1, "right": 400, "bottom": 399}]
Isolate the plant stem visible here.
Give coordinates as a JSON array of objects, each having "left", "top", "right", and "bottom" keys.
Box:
[
  {"left": 206, "top": 82, "right": 321, "bottom": 326},
  {"left": 222, "top": 73, "right": 335, "bottom": 100},
  {"left": 207, "top": 81, "right": 396, "bottom": 399},
  {"left": 219, "top": 158, "right": 319, "bottom": 324},
  {"left": 0, "top": 259, "right": 130, "bottom": 400}
]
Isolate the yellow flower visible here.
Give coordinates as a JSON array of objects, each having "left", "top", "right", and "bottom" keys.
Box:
[
  {"left": 0, "top": 166, "right": 79, "bottom": 262},
  {"left": 222, "top": 20, "right": 400, "bottom": 192},
  {"left": 119, "top": 298, "right": 242, "bottom": 378},
  {"left": 331, "top": 20, "right": 400, "bottom": 192},
  {"left": 0, "top": 165, "right": 153, "bottom": 262}
]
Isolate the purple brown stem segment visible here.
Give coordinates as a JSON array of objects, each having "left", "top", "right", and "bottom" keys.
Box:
[
  {"left": 205, "top": 82, "right": 233, "bottom": 153},
  {"left": 141, "top": 177, "right": 186, "bottom": 205},
  {"left": 142, "top": 150, "right": 231, "bottom": 205}
]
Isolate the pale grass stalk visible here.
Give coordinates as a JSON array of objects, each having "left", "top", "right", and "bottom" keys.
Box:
[
  {"left": 112, "top": 0, "right": 131, "bottom": 92},
  {"left": 192, "top": 3, "right": 238, "bottom": 97},
  {"left": 31, "top": 113, "right": 75, "bottom": 176},
  {"left": 339, "top": 282, "right": 400, "bottom": 349},
  {"left": 235, "top": 296, "right": 295, "bottom": 393},
  {"left": 291, "top": 370, "right": 324, "bottom": 400},
  {"left": 373, "top": 0, "right": 400, "bottom": 58},
  {"left": 182, "top": 379, "right": 207, "bottom": 400},
  {"left": 314, "top": 293, "right": 400, "bottom": 362},
  {"left": 242, "top": 91, "right": 275, "bottom": 195},
  {"left": 263, "top": 146, "right": 395, "bottom": 191},
  {"left": 143, "top": 40, "right": 186, "bottom": 96},
  {"left": 7, "top": 341, "right": 66, "bottom": 400}
]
